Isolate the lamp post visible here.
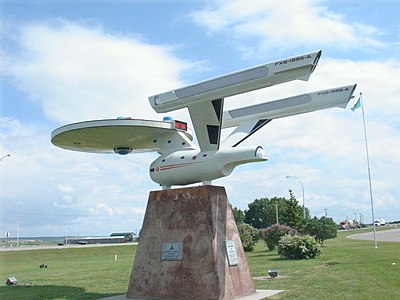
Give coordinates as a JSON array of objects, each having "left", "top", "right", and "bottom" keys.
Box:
[
  {"left": 286, "top": 176, "right": 306, "bottom": 219},
  {"left": 2, "top": 155, "right": 12, "bottom": 246},
  {"left": 16, "top": 222, "right": 19, "bottom": 247},
  {"left": 0, "top": 154, "right": 10, "bottom": 162}
]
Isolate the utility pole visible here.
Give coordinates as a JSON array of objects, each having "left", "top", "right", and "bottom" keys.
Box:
[{"left": 323, "top": 209, "right": 328, "bottom": 217}]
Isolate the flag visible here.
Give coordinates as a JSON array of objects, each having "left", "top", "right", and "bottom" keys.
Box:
[{"left": 351, "top": 95, "right": 362, "bottom": 112}]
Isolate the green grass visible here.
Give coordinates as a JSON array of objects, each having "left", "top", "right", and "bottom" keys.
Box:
[
  {"left": 250, "top": 229, "right": 400, "bottom": 299},
  {"left": 0, "top": 245, "right": 136, "bottom": 299},
  {"left": 0, "top": 229, "right": 399, "bottom": 299}
]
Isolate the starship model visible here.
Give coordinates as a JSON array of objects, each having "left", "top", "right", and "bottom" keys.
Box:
[{"left": 52, "top": 50, "right": 356, "bottom": 188}]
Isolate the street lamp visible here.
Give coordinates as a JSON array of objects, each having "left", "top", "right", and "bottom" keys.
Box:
[
  {"left": 0, "top": 154, "right": 10, "bottom": 162},
  {"left": 286, "top": 176, "right": 306, "bottom": 219}
]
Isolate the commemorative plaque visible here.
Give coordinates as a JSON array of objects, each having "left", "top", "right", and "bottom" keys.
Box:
[
  {"left": 225, "top": 240, "right": 238, "bottom": 266},
  {"left": 161, "top": 242, "right": 183, "bottom": 261}
]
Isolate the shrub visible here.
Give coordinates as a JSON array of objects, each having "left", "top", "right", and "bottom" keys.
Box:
[
  {"left": 278, "top": 234, "right": 321, "bottom": 259},
  {"left": 237, "top": 223, "right": 259, "bottom": 252},
  {"left": 304, "top": 217, "right": 338, "bottom": 246},
  {"left": 260, "top": 224, "right": 297, "bottom": 251}
]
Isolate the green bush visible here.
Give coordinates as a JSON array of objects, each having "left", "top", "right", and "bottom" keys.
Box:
[
  {"left": 259, "top": 224, "right": 297, "bottom": 251},
  {"left": 304, "top": 217, "right": 337, "bottom": 246},
  {"left": 278, "top": 234, "right": 321, "bottom": 259},
  {"left": 237, "top": 223, "right": 259, "bottom": 252}
]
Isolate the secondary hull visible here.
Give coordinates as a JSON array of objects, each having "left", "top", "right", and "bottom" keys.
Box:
[{"left": 150, "top": 146, "right": 267, "bottom": 186}]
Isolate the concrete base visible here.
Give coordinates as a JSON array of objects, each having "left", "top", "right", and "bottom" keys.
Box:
[{"left": 126, "top": 185, "right": 256, "bottom": 299}]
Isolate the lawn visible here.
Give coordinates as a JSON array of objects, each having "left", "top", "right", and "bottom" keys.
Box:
[
  {"left": 0, "top": 229, "right": 399, "bottom": 299},
  {"left": 250, "top": 229, "right": 399, "bottom": 299},
  {"left": 0, "top": 245, "right": 136, "bottom": 299}
]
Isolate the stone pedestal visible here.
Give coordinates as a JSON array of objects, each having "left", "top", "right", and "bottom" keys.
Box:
[{"left": 127, "top": 185, "right": 255, "bottom": 299}]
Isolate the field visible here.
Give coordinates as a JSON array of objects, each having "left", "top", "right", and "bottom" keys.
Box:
[
  {"left": 0, "top": 229, "right": 399, "bottom": 299},
  {"left": 250, "top": 229, "right": 399, "bottom": 299},
  {"left": 0, "top": 245, "right": 136, "bottom": 299}
]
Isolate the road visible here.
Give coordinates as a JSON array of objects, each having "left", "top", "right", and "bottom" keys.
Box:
[
  {"left": 347, "top": 228, "right": 400, "bottom": 242},
  {"left": 0, "top": 242, "right": 138, "bottom": 251}
]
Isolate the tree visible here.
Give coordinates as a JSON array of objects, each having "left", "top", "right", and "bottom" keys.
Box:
[
  {"left": 244, "top": 197, "right": 287, "bottom": 228},
  {"left": 286, "top": 189, "right": 304, "bottom": 230},
  {"left": 243, "top": 194, "right": 309, "bottom": 230},
  {"left": 244, "top": 198, "right": 270, "bottom": 228},
  {"left": 305, "top": 217, "right": 338, "bottom": 246},
  {"left": 232, "top": 207, "right": 245, "bottom": 224}
]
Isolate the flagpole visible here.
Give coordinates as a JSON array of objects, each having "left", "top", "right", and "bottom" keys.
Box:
[{"left": 359, "top": 93, "right": 377, "bottom": 248}]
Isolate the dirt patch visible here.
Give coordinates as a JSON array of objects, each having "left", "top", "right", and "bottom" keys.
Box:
[{"left": 293, "top": 261, "right": 339, "bottom": 273}]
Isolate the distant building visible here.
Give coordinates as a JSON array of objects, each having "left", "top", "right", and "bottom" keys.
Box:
[
  {"left": 65, "top": 232, "right": 136, "bottom": 245},
  {"left": 110, "top": 232, "right": 137, "bottom": 241}
]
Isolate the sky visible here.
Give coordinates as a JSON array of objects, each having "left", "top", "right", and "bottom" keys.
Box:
[{"left": 1, "top": 0, "right": 399, "bottom": 237}]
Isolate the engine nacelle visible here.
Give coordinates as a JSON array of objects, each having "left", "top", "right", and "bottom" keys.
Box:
[
  {"left": 149, "top": 51, "right": 321, "bottom": 113},
  {"left": 149, "top": 146, "right": 267, "bottom": 186}
]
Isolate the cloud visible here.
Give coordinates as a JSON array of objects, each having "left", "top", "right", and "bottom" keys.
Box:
[
  {"left": 1, "top": 7, "right": 399, "bottom": 237},
  {"left": 4, "top": 21, "right": 191, "bottom": 124},
  {"left": 0, "top": 115, "right": 154, "bottom": 236},
  {"left": 0, "top": 117, "right": 38, "bottom": 137},
  {"left": 191, "top": 0, "right": 385, "bottom": 57},
  {"left": 58, "top": 184, "right": 74, "bottom": 193},
  {"left": 92, "top": 203, "right": 114, "bottom": 217},
  {"left": 218, "top": 55, "right": 400, "bottom": 223},
  {"left": 0, "top": 20, "right": 195, "bottom": 236}
]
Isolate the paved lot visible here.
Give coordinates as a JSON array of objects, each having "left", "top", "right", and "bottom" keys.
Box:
[{"left": 347, "top": 228, "right": 400, "bottom": 242}]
